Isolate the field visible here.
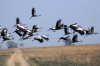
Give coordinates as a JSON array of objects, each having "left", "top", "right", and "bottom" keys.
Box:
[{"left": 0, "top": 44, "right": 100, "bottom": 66}]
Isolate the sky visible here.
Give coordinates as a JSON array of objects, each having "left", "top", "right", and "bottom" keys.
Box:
[{"left": 0, "top": 0, "right": 100, "bottom": 48}]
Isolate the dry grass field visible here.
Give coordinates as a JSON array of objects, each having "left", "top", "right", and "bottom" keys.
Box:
[{"left": 0, "top": 44, "right": 100, "bottom": 66}]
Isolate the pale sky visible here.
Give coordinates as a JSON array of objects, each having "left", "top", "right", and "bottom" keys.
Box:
[{"left": 0, "top": 0, "right": 100, "bottom": 48}]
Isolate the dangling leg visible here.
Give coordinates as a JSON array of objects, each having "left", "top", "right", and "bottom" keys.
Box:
[{"left": 30, "top": 16, "right": 33, "bottom": 19}]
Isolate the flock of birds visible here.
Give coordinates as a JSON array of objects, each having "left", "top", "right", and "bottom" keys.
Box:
[{"left": 0, "top": 7, "right": 98, "bottom": 45}]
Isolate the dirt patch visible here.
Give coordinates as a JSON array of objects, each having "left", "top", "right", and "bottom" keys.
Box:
[{"left": 7, "top": 49, "right": 29, "bottom": 66}]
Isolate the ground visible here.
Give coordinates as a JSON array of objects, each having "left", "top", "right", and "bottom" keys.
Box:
[{"left": 0, "top": 44, "right": 100, "bottom": 66}]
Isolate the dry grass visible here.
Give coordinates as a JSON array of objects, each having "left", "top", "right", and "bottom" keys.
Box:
[
  {"left": 0, "top": 44, "right": 100, "bottom": 66},
  {"left": 23, "top": 44, "right": 100, "bottom": 66},
  {"left": 23, "top": 45, "right": 100, "bottom": 59}
]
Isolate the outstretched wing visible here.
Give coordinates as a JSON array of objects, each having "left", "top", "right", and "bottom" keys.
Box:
[
  {"left": 56, "top": 19, "right": 61, "bottom": 29},
  {"left": 91, "top": 26, "right": 94, "bottom": 33},
  {"left": 72, "top": 34, "right": 78, "bottom": 42},
  {"left": 32, "top": 8, "right": 36, "bottom": 16},
  {"left": 14, "top": 29, "right": 23, "bottom": 37},
  {"left": 64, "top": 26, "right": 71, "bottom": 35},
  {"left": 16, "top": 17, "right": 20, "bottom": 24}
]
